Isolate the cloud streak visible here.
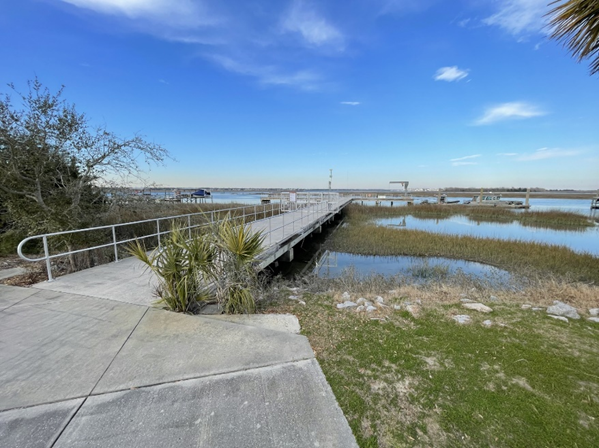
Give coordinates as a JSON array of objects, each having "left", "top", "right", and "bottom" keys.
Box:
[
  {"left": 208, "top": 55, "right": 322, "bottom": 90},
  {"left": 450, "top": 154, "right": 480, "bottom": 167},
  {"left": 434, "top": 66, "right": 469, "bottom": 82},
  {"left": 516, "top": 147, "right": 582, "bottom": 161},
  {"left": 474, "top": 102, "right": 546, "bottom": 125},
  {"left": 451, "top": 154, "right": 481, "bottom": 162},
  {"left": 483, "top": 0, "right": 550, "bottom": 36},
  {"left": 340, "top": 101, "right": 360, "bottom": 106},
  {"left": 61, "top": 0, "right": 217, "bottom": 27}
]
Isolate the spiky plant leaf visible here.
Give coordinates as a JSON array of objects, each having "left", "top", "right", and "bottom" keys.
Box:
[{"left": 548, "top": 0, "right": 599, "bottom": 75}]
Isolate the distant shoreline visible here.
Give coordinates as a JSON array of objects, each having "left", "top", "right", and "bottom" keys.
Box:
[{"left": 121, "top": 188, "right": 597, "bottom": 200}]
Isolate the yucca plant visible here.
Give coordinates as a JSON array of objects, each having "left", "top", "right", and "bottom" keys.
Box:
[
  {"left": 211, "top": 216, "right": 266, "bottom": 314},
  {"left": 128, "top": 224, "right": 216, "bottom": 313},
  {"left": 129, "top": 216, "right": 265, "bottom": 314}
]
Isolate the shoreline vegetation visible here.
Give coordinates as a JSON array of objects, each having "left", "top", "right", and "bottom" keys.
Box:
[
  {"left": 347, "top": 203, "right": 595, "bottom": 230},
  {"left": 264, "top": 274, "right": 599, "bottom": 447},
  {"left": 328, "top": 204, "right": 599, "bottom": 283}
]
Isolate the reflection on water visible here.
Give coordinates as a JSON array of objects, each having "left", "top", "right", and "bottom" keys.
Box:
[
  {"left": 315, "top": 251, "right": 512, "bottom": 284},
  {"left": 376, "top": 216, "right": 599, "bottom": 256}
]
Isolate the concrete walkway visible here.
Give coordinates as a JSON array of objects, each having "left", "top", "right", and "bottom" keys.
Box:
[
  {"left": 32, "top": 256, "right": 157, "bottom": 306},
  {"left": 0, "top": 285, "right": 357, "bottom": 447}
]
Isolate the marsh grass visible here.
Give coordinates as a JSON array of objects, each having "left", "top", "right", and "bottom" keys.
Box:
[
  {"left": 265, "top": 274, "right": 599, "bottom": 447},
  {"left": 348, "top": 204, "right": 593, "bottom": 230},
  {"left": 329, "top": 221, "right": 599, "bottom": 283}
]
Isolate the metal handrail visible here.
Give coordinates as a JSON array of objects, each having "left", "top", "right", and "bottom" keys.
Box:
[{"left": 18, "top": 194, "right": 345, "bottom": 281}]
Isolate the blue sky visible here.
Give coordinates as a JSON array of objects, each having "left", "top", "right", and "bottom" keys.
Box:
[{"left": 1, "top": 0, "right": 598, "bottom": 190}]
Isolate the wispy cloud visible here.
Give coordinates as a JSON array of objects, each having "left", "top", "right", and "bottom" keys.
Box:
[
  {"left": 434, "top": 66, "right": 469, "bottom": 82},
  {"left": 483, "top": 0, "right": 550, "bottom": 36},
  {"left": 474, "top": 102, "right": 546, "bottom": 125},
  {"left": 497, "top": 152, "right": 518, "bottom": 156},
  {"left": 516, "top": 147, "right": 583, "bottom": 161},
  {"left": 451, "top": 154, "right": 481, "bottom": 162},
  {"left": 457, "top": 18, "right": 471, "bottom": 28},
  {"left": 61, "top": 0, "right": 218, "bottom": 27},
  {"left": 340, "top": 101, "right": 360, "bottom": 106},
  {"left": 209, "top": 55, "right": 322, "bottom": 90},
  {"left": 450, "top": 154, "right": 481, "bottom": 166},
  {"left": 60, "top": 0, "right": 348, "bottom": 91},
  {"left": 158, "top": 79, "right": 169, "bottom": 85},
  {"left": 281, "top": 0, "right": 344, "bottom": 50}
]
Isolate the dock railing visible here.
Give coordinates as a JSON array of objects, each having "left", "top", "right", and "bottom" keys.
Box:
[{"left": 17, "top": 193, "right": 345, "bottom": 281}]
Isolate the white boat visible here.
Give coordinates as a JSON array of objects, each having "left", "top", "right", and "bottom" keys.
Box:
[{"left": 466, "top": 194, "right": 529, "bottom": 208}]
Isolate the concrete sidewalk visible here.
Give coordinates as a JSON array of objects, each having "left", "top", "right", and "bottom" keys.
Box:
[
  {"left": 0, "top": 285, "right": 357, "bottom": 447},
  {"left": 32, "top": 256, "right": 157, "bottom": 306}
]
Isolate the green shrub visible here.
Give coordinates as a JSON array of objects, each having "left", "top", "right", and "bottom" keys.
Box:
[{"left": 129, "top": 216, "right": 265, "bottom": 314}]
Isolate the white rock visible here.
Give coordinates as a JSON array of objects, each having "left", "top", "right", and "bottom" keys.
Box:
[
  {"left": 482, "top": 320, "right": 492, "bottom": 327},
  {"left": 453, "top": 315, "right": 471, "bottom": 324},
  {"left": 357, "top": 298, "right": 366, "bottom": 305},
  {"left": 546, "top": 301, "right": 580, "bottom": 320},
  {"left": 548, "top": 315, "right": 569, "bottom": 323},
  {"left": 393, "top": 305, "right": 401, "bottom": 310},
  {"left": 460, "top": 298, "right": 474, "bottom": 303},
  {"left": 588, "top": 317, "right": 599, "bottom": 323},
  {"left": 375, "top": 296, "right": 384, "bottom": 304},
  {"left": 406, "top": 304, "right": 420, "bottom": 317},
  {"left": 336, "top": 301, "right": 357, "bottom": 309},
  {"left": 288, "top": 295, "right": 300, "bottom": 300},
  {"left": 365, "top": 301, "right": 373, "bottom": 307},
  {"left": 366, "top": 306, "right": 377, "bottom": 312},
  {"left": 531, "top": 307, "right": 544, "bottom": 311},
  {"left": 288, "top": 287, "right": 299, "bottom": 293},
  {"left": 589, "top": 308, "right": 599, "bottom": 317},
  {"left": 489, "top": 295, "right": 498, "bottom": 302},
  {"left": 463, "top": 303, "right": 493, "bottom": 313},
  {"left": 415, "top": 299, "right": 422, "bottom": 305},
  {"left": 521, "top": 304, "right": 532, "bottom": 310},
  {"left": 356, "top": 305, "right": 365, "bottom": 312},
  {"left": 341, "top": 292, "right": 351, "bottom": 300},
  {"left": 298, "top": 300, "right": 306, "bottom": 305}
]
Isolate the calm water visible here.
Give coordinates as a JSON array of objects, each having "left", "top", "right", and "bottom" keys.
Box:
[
  {"left": 314, "top": 251, "right": 512, "bottom": 283},
  {"left": 376, "top": 215, "right": 599, "bottom": 256}
]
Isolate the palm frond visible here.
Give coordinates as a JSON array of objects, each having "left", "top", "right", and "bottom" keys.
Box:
[{"left": 548, "top": 0, "right": 599, "bottom": 74}]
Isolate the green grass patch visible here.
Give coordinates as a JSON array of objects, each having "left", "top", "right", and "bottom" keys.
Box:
[{"left": 268, "top": 290, "right": 599, "bottom": 447}]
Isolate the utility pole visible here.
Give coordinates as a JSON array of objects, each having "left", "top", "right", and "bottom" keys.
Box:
[{"left": 329, "top": 169, "right": 333, "bottom": 194}]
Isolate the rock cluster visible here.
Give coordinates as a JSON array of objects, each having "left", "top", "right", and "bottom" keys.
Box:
[{"left": 546, "top": 301, "right": 580, "bottom": 320}]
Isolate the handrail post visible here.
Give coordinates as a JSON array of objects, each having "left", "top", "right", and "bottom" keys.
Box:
[
  {"left": 157, "top": 219, "right": 161, "bottom": 249},
  {"left": 43, "top": 235, "right": 53, "bottom": 282},
  {"left": 188, "top": 215, "right": 192, "bottom": 239},
  {"left": 112, "top": 226, "right": 119, "bottom": 262}
]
